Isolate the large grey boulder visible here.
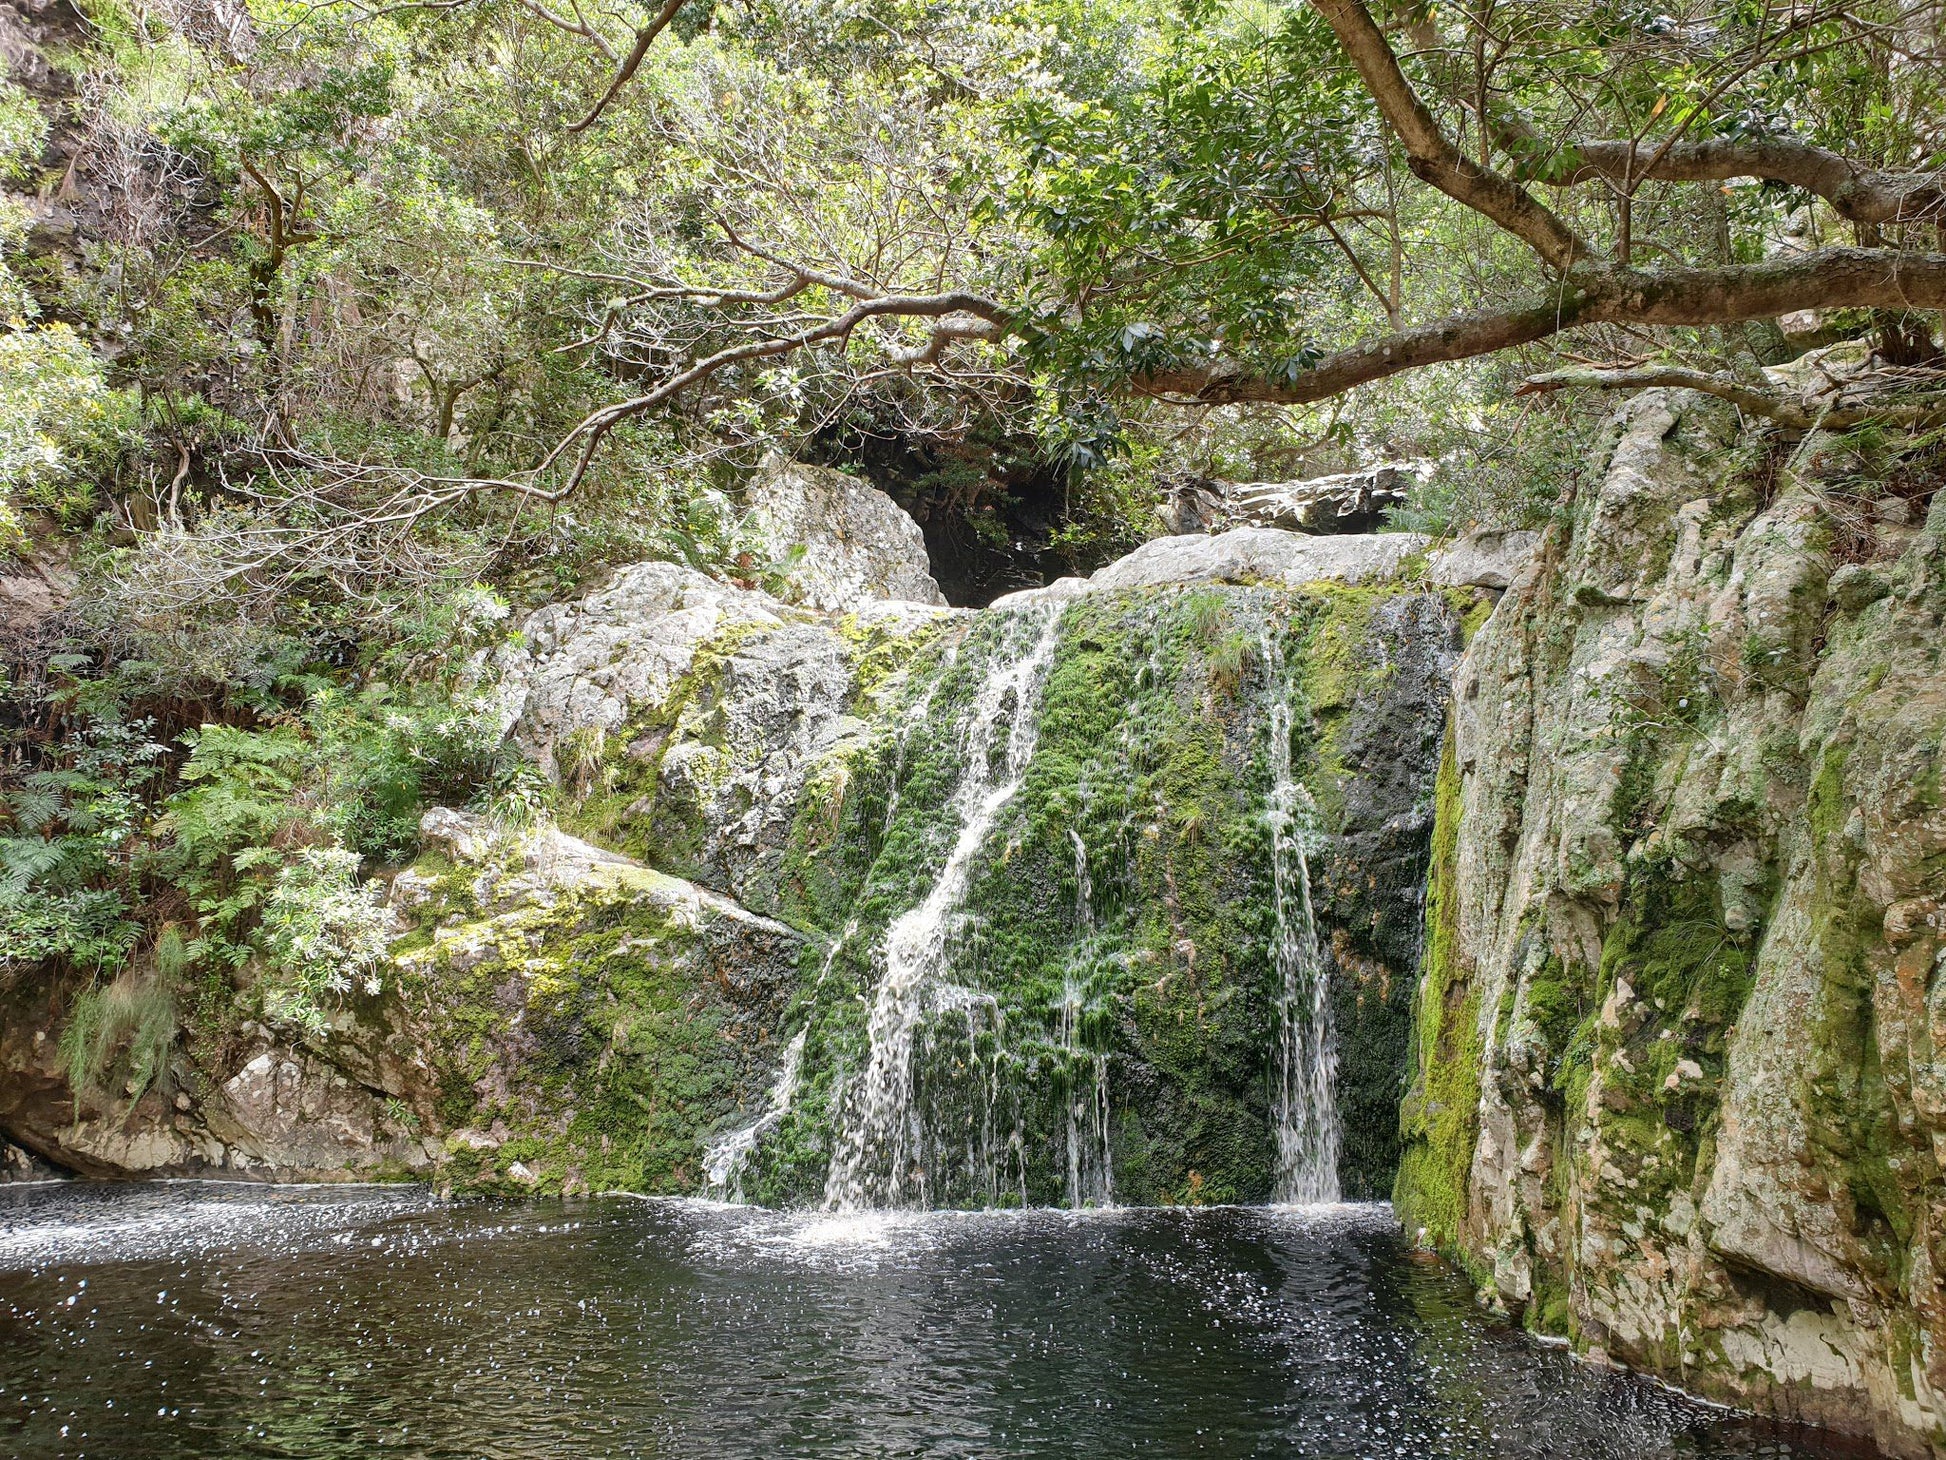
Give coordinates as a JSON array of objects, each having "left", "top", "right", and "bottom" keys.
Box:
[
  {"left": 493, "top": 558, "right": 962, "bottom": 913},
  {"left": 993, "top": 525, "right": 1536, "bottom": 608},
  {"left": 746, "top": 459, "right": 946, "bottom": 609},
  {"left": 1094, "top": 527, "right": 1429, "bottom": 590},
  {"left": 995, "top": 529, "right": 1431, "bottom": 608},
  {"left": 500, "top": 562, "right": 795, "bottom": 774},
  {"left": 1426, "top": 528, "right": 1541, "bottom": 591}
]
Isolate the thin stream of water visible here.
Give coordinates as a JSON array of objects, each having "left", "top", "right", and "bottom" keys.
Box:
[
  {"left": 1260, "top": 627, "right": 1342, "bottom": 1205},
  {"left": 701, "top": 1027, "right": 808, "bottom": 1203},
  {"left": 823, "top": 606, "right": 1066, "bottom": 1211}
]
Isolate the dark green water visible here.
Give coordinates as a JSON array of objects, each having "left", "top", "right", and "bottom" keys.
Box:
[{"left": 0, "top": 1183, "right": 1872, "bottom": 1459}]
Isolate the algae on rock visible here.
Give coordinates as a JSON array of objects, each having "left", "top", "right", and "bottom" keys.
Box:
[{"left": 1394, "top": 386, "right": 1946, "bottom": 1458}]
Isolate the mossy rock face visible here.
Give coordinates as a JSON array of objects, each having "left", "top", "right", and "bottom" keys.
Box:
[
  {"left": 1396, "top": 386, "right": 1946, "bottom": 1457},
  {"left": 392, "top": 861, "right": 804, "bottom": 1196},
  {"left": 714, "top": 581, "right": 1462, "bottom": 1208},
  {"left": 363, "top": 551, "right": 1468, "bottom": 1211}
]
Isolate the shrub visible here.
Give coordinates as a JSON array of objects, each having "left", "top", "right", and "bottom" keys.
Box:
[
  {"left": 257, "top": 845, "right": 396, "bottom": 1037},
  {"left": 59, "top": 975, "right": 177, "bottom": 1106}
]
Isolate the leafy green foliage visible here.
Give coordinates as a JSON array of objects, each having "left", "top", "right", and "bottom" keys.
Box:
[
  {"left": 1011, "top": 7, "right": 1380, "bottom": 385},
  {"left": 0, "top": 719, "right": 165, "bottom": 975},
  {"left": 258, "top": 846, "right": 396, "bottom": 1036},
  {"left": 1, "top": 204, "right": 138, "bottom": 551}
]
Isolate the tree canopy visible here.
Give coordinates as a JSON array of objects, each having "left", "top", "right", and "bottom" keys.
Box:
[{"left": 1, "top": 0, "right": 1942, "bottom": 604}]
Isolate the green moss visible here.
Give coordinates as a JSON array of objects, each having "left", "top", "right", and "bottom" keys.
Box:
[
  {"left": 1444, "top": 586, "right": 1496, "bottom": 646},
  {"left": 395, "top": 864, "right": 792, "bottom": 1195},
  {"left": 418, "top": 576, "right": 1454, "bottom": 1207},
  {"left": 1527, "top": 1262, "right": 1575, "bottom": 1340},
  {"left": 1799, "top": 739, "right": 1918, "bottom": 1285},
  {"left": 1393, "top": 727, "right": 1482, "bottom": 1249},
  {"left": 725, "top": 582, "right": 1447, "bottom": 1206}
]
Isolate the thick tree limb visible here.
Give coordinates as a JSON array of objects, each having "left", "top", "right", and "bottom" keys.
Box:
[
  {"left": 1307, "top": 0, "right": 1596, "bottom": 270},
  {"left": 1515, "top": 364, "right": 1946, "bottom": 430},
  {"left": 566, "top": 0, "right": 690, "bottom": 133},
  {"left": 1535, "top": 136, "right": 1946, "bottom": 227},
  {"left": 1136, "top": 248, "right": 1946, "bottom": 405}
]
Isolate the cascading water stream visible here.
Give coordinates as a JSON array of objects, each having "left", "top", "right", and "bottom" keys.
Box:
[
  {"left": 822, "top": 606, "right": 1067, "bottom": 1211},
  {"left": 702, "top": 1027, "right": 808, "bottom": 1204},
  {"left": 1260, "top": 629, "right": 1343, "bottom": 1205}
]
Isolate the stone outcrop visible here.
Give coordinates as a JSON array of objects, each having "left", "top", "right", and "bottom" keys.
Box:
[
  {"left": 744, "top": 458, "right": 947, "bottom": 610},
  {"left": 1089, "top": 526, "right": 1429, "bottom": 592},
  {"left": 1395, "top": 387, "right": 1946, "bottom": 1457},
  {"left": 0, "top": 981, "right": 440, "bottom": 1181},
  {"left": 996, "top": 525, "right": 1536, "bottom": 607},
  {"left": 386, "top": 811, "right": 806, "bottom": 1194},
  {"left": 1153, "top": 463, "right": 1424, "bottom": 537},
  {"left": 1222, "top": 463, "right": 1420, "bottom": 535},
  {"left": 495, "top": 560, "right": 962, "bottom": 915}
]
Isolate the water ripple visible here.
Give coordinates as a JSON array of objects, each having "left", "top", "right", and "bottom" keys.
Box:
[{"left": 0, "top": 1183, "right": 1871, "bottom": 1459}]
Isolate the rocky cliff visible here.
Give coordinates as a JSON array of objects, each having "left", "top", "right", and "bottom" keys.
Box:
[
  {"left": 1, "top": 452, "right": 1510, "bottom": 1209},
  {"left": 1395, "top": 387, "right": 1946, "bottom": 1457}
]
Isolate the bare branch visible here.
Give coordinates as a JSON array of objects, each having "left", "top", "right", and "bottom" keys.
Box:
[
  {"left": 1515, "top": 364, "right": 1946, "bottom": 430},
  {"left": 566, "top": 0, "right": 691, "bottom": 134},
  {"left": 1138, "top": 248, "right": 1946, "bottom": 406},
  {"left": 530, "top": 288, "right": 1011, "bottom": 492}
]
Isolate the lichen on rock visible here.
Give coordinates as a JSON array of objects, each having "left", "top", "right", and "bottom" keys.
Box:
[{"left": 1394, "top": 386, "right": 1946, "bottom": 1458}]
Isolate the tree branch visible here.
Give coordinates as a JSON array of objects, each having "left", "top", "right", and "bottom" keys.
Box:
[
  {"left": 531, "top": 289, "right": 1012, "bottom": 492},
  {"left": 1308, "top": 0, "right": 1597, "bottom": 270},
  {"left": 1534, "top": 136, "right": 1946, "bottom": 227},
  {"left": 1136, "top": 248, "right": 1946, "bottom": 405},
  {"left": 1513, "top": 365, "right": 1938, "bottom": 430},
  {"left": 566, "top": 0, "right": 691, "bottom": 134}
]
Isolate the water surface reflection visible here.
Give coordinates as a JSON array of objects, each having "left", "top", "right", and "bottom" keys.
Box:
[{"left": 0, "top": 1183, "right": 1871, "bottom": 1458}]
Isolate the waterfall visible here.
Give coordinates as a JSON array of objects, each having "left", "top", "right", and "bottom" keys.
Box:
[
  {"left": 822, "top": 606, "right": 1067, "bottom": 1211},
  {"left": 702, "top": 1027, "right": 808, "bottom": 1204},
  {"left": 1260, "top": 631, "right": 1342, "bottom": 1205},
  {"left": 1069, "top": 826, "right": 1095, "bottom": 930},
  {"left": 1059, "top": 828, "right": 1114, "bottom": 1209}
]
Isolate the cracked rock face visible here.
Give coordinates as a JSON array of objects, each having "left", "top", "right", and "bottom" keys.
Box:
[
  {"left": 496, "top": 562, "right": 964, "bottom": 915},
  {"left": 745, "top": 458, "right": 946, "bottom": 610},
  {"left": 0, "top": 979, "right": 438, "bottom": 1183},
  {"left": 1397, "top": 387, "right": 1946, "bottom": 1458}
]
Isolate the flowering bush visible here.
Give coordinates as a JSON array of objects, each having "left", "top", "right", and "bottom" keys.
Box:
[{"left": 258, "top": 846, "right": 396, "bottom": 1037}]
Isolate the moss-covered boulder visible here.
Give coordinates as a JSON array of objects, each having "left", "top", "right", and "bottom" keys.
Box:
[{"left": 386, "top": 813, "right": 805, "bottom": 1195}]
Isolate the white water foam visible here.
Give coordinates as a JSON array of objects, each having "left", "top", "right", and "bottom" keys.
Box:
[
  {"left": 1260, "top": 628, "right": 1342, "bottom": 1205},
  {"left": 701, "top": 1026, "right": 809, "bottom": 1203}
]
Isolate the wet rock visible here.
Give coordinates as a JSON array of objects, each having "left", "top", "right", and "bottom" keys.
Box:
[
  {"left": 0, "top": 1139, "right": 53, "bottom": 1182},
  {"left": 1396, "top": 382, "right": 1946, "bottom": 1458}
]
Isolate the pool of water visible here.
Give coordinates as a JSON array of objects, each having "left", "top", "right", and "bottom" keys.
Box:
[{"left": 0, "top": 1182, "right": 1873, "bottom": 1459}]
